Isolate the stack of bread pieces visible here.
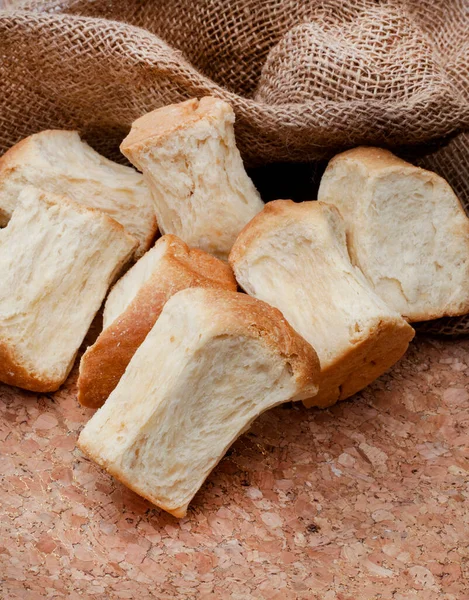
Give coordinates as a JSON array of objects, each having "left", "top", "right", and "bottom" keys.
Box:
[{"left": 1, "top": 97, "right": 469, "bottom": 517}]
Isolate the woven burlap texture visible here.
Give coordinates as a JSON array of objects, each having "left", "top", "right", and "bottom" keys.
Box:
[{"left": 0, "top": 0, "right": 468, "bottom": 334}]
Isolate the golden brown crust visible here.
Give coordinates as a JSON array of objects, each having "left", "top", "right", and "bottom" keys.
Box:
[
  {"left": 0, "top": 136, "right": 32, "bottom": 171},
  {"left": 77, "top": 287, "right": 321, "bottom": 516},
  {"left": 0, "top": 340, "right": 71, "bottom": 393},
  {"left": 76, "top": 434, "right": 187, "bottom": 516},
  {"left": 77, "top": 235, "right": 237, "bottom": 408},
  {"left": 230, "top": 199, "right": 415, "bottom": 407},
  {"left": 303, "top": 317, "right": 414, "bottom": 408},
  {"left": 121, "top": 97, "right": 226, "bottom": 156},
  {"left": 163, "top": 234, "right": 237, "bottom": 289},
  {"left": 327, "top": 146, "right": 411, "bottom": 172},
  {"left": 77, "top": 292, "right": 167, "bottom": 408},
  {"left": 191, "top": 289, "right": 320, "bottom": 396}
]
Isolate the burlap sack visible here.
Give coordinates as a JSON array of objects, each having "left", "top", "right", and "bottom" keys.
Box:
[{"left": 1, "top": 0, "right": 468, "bottom": 334}]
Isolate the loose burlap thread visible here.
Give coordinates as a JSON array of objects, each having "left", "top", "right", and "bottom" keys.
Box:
[{"left": 0, "top": 0, "right": 468, "bottom": 334}]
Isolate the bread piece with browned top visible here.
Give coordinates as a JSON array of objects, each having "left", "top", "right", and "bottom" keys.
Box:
[
  {"left": 0, "top": 130, "right": 157, "bottom": 257},
  {"left": 78, "top": 288, "right": 319, "bottom": 517},
  {"left": 318, "top": 147, "right": 469, "bottom": 321},
  {"left": 120, "top": 97, "right": 264, "bottom": 260},
  {"left": 229, "top": 200, "right": 414, "bottom": 407},
  {"left": 78, "top": 234, "right": 237, "bottom": 409},
  {"left": 0, "top": 187, "right": 137, "bottom": 392}
]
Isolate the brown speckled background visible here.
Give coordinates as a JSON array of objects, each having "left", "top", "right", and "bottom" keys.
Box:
[{"left": 1, "top": 327, "right": 469, "bottom": 599}]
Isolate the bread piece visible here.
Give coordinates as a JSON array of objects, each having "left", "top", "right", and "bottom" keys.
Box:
[
  {"left": 78, "top": 234, "right": 237, "bottom": 409},
  {"left": 318, "top": 147, "right": 469, "bottom": 321},
  {"left": 0, "top": 130, "right": 156, "bottom": 257},
  {"left": 0, "top": 187, "right": 136, "bottom": 392},
  {"left": 229, "top": 200, "right": 414, "bottom": 408},
  {"left": 120, "top": 97, "right": 264, "bottom": 260},
  {"left": 78, "top": 288, "right": 319, "bottom": 517}
]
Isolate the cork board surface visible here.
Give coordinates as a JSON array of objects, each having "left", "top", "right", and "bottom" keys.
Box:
[{"left": 1, "top": 332, "right": 468, "bottom": 600}]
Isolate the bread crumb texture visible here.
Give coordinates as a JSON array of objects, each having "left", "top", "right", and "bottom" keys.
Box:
[
  {"left": 318, "top": 147, "right": 469, "bottom": 321},
  {"left": 121, "top": 97, "right": 264, "bottom": 260}
]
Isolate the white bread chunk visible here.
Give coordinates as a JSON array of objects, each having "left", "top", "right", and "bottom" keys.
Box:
[
  {"left": 229, "top": 200, "right": 414, "bottom": 408},
  {"left": 0, "top": 130, "right": 157, "bottom": 257},
  {"left": 318, "top": 147, "right": 469, "bottom": 321},
  {"left": 120, "top": 97, "right": 264, "bottom": 260},
  {"left": 0, "top": 187, "right": 137, "bottom": 392},
  {"left": 78, "top": 288, "right": 320, "bottom": 517},
  {"left": 78, "top": 234, "right": 237, "bottom": 409}
]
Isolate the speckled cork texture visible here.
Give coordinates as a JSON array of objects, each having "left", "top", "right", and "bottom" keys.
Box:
[{"left": 1, "top": 326, "right": 468, "bottom": 599}]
